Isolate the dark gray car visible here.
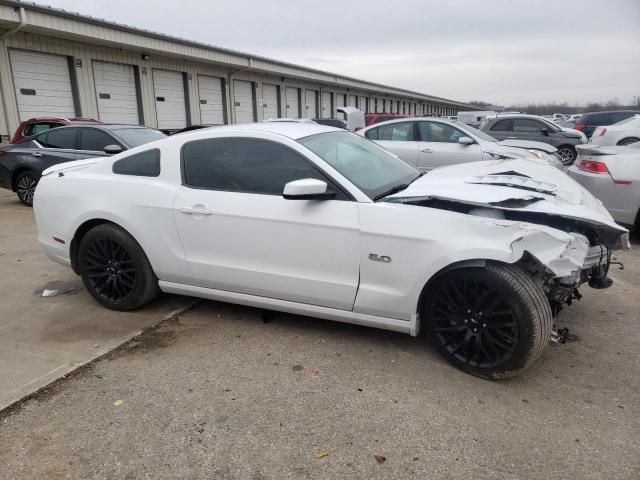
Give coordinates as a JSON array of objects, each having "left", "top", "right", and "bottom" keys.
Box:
[
  {"left": 0, "top": 124, "right": 166, "bottom": 205},
  {"left": 480, "top": 114, "right": 586, "bottom": 165}
]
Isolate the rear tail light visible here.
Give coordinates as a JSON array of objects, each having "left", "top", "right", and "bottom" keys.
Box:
[
  {"left": 0, "top": 150, "right": 6, "bottom": 157},
  {"left": 578, "top": 160, "right": 609, "bottom": 174},
  {"left": 598, "top": 128, "right": 607, "bottom": 137},
  {"left": 575, "top": 124, "right": 585, "bottom": 131}
]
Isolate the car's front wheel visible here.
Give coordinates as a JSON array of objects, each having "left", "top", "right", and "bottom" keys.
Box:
[
  {"left": 78, "top": 223, "right": 160, "bottom": 311},
  {"left": 556, "top": 146, "right": 577, "bottom": 165},
  {"left": 422, "top": 263, "right": 552, "bottom": 379},
  {"left": 15, "top": 170, "right": 38, "bottom": 206}
]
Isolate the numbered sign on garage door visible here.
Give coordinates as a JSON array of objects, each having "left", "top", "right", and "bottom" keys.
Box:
[
  {"left": 9, "top": 49, "right": 76, "bottom": 120},
  {"left": 234, "top": 80, "right": 256, "bottom": 123},
  {"left": 198, "top": 75, "right": 226, "bottom": 125},
  {"left": 93, "top": 61, "right": 140, "bottom": 124},
  {"left": 261, "top": 84, "right": 280, "bottom": 120},
  {"left": 305, "top": 90, "right": 317, "bottom": 119},
  {"left": 285, "top": 87, "right": 300, "bottom": 118},
  {"left": 321, "top": 92, "right": 332, "bottom": 118},
  {"left": 153, "top": 69, "right": 187, "bottom": 130}
]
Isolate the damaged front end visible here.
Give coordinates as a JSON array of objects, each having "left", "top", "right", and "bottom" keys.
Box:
[{"left": 385, "top": 161, "right": 631, "bottom": 323}]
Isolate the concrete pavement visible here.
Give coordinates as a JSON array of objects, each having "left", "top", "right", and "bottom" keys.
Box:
[{"left": 0, "top": 192, "right": 193, "bottom": 410}]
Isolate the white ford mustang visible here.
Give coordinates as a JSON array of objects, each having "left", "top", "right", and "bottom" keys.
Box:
[{"left": 33, "top": 123, "right": 629, "bottom": 379}]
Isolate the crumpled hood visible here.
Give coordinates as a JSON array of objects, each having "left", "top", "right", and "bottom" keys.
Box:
[
  {"left": 496, "top": 139, "right": 557, "bottom": 153},
  {"left": 387, "top": 159, "right": 627, "bottom": 234}
]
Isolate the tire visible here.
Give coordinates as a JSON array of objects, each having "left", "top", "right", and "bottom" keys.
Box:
[
  {"left": 556, "top": 145, "right": 577, "bottom": 166},
  {"left": 421, "top": 263, "right": 552, "bottom": 379},
  {"left": 77, "top": 223, "right": 160, "bottom": 311},
  {"left": 15, "top": 170, "right": 38, "bottom": 206},
  {"left": 617, "top": 137, "right": 640, "bottom": 147}
]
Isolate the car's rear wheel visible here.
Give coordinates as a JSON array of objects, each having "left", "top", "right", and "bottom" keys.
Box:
[
  {"left": 556, "top": 146, "right": 577, "bottom": 165},
  {"left": 422, "top": 263, "right": 552, "bottom": 379},
  {"left": 617, "top": 137, "right": 640, "bottom": 147},
  {"left": 15, "top": 171, "right": 38, "bottom": 206},
  {"left": 78, "top": 224, "right": 160, "bottom": 311}
]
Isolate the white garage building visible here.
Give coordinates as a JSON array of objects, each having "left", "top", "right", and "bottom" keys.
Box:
[{"left": 0, "top": 1, "right": 478, "bottom": 142}]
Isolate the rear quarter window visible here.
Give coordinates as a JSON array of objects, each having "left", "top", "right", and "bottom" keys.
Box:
[{"left": 112, "top": 149, "right": 161, "bottom": 177}]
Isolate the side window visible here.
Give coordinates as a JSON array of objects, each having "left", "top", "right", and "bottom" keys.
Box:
[
  {"left": 38, "top": 128, "right": 78, "bottom": 149},
  {"left": 418, "top": 122, "right": 465, "bottom": 143},
  {"left": 590, "top": 114, "right": 611, "bottom": 126},
  {"left": 491, "top": 119, "right": 513, "bottom": 131},
  {"left": 181, "top": 137, "right": 344, "bottom": 197},
  {"left": 24, "top": 122, "right": 62, "bottom": 137},
  {"left": 376, "top": 122, "right": 415, "bottom": 141},
  {"left": 611, "top": 112, "right": 633, "bottom": 124},
  {"left": 113, "top": 149, "right": 160, "bottom": 177},
  {"left": 364, "top": 127, "right": 379, "bottom": 140},
  {"left": 80, "top": 128, "right": 119, "bottom": 151},
  {"left": 513, "top": 119, "right": 544, "bottom": 132}
]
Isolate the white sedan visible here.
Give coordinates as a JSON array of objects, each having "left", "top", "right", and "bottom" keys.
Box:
[
  {"left": 34, "top": 123, "right": 628, "bottom": 379},
  {"left": 357, "top": 117, "right": 561, "bottom": 171},
  {"left": 591, "top": 115, "right": 640, "bottom": 146}
]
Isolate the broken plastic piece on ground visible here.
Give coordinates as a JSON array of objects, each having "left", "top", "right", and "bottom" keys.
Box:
[
  {"left": 374, "top": 454, "right": 386, "bottom": 464},
  {"left": 38, "top": 280, "right": 81, "bottom": 297},
  {"left": 113, "top": 399, "right": 124, "bottom": 406},
  {"left": 314, "top": 451, "right": 330, "bottom": 459},
  {"left": 304, "top": 369, "right": 327, "bottom": 378}
]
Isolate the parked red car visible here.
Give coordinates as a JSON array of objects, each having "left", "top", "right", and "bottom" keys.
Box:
[
  {"left": 364, "top": 113, "right": 408, "bottom": 127},
  {"left": 11, "top": 117, "right": 101, "bottom": 143}
]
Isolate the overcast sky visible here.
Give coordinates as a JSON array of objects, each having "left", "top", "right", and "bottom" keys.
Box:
[{"left": 42, "top": 0, "right": 640, "bottom": 106}]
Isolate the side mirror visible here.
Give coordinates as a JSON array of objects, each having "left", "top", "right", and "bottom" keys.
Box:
[
  {"left": 540, "top": 127, "right": 550, "bottom": 136},
  {"left": 458, "top": 136, "right": 474, "bottom": 145},
  {"left": 283, "top": 178, "right": 335, "bottom": 200},
  {"left": 104, "top": 144, "right": 123, "bottom": 155}
]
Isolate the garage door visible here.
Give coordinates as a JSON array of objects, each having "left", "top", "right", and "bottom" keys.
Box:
[
  {"left": 321, "top": 92, "right": 332, "bottom": 118},
  {"left": 153, "top": 69, "right": 187, "bottom": 130},
  {"left": 9, "top": 49, "right": 76, "bottom": 120},
  {"left": 198, "top": 75, "right": 225, "bottom": 125},
  {"left": 93, "top": 61, "right": 139, "bottom": 124},
  {"left": 234, "top": 80, "right": 255, "bottom": 123},
  {"left": 262, "top": 84, "right": 279, "bottom": 120},
  {"left": 358, "top": 96, "right": 367, "bottom": 113},
  {"left": 348, "top": 95, "right": 357, "bottom": 108},
  {"left": 335, "top": 93, "right": 346, "bottom": 118},
  {"left": 285, "top": 87, "right": 300, "bottom": 118},
  {"left": 304, "top": 90, "right": 317, "bottom": 119}
]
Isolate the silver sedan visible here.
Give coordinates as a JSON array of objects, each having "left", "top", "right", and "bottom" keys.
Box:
[{"left": 568, "top": 142, "right": 640, "bottom": 228}]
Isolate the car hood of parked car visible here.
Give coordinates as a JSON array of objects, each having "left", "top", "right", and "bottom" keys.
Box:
[
  {"left": 385, "top": 158, "right": 629, "bottom": 245},
  {"left": 495, "top": 139, "right": 557, "bottom": 154}
]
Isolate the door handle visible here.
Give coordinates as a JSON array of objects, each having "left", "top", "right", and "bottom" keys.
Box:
[
  {"left": 31, "top": 152, "right": 42, "bottom": 157},
  {"left": 421, "top": 148, "right": 433, "bottom": 153},
  {"left": 506, "top": 137, "right": 517, "bottom": 139},
  {"left": 178, "top": 206, "right": 212, "bottom": 215}
]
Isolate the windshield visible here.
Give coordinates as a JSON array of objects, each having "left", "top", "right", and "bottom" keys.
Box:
[
  {"left": 452, "top": 121, "right": 498, "bottom": 142},
  {"left": 112, "top": 128, "right": 167, "bottom": 148},
  {"left": 298, "top": 132, "right": 420, "bottom": 200}
]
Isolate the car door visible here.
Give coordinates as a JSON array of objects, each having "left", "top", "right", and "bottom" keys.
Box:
[
  {"left": 172, "top": 135, "right": 361, "bottom": 310},
  {"left": 29, "top": 128, "right": 81, "bottom": 171},
  {"left": 416, "top": 120, "right": 482, "bottom": 170},
  {"left": 486, "top": 118, "right": 513, "bottom": 141},
  {"left": 364, "top": 121, "right": 419, "bottom": 168},
  {"left": 76, "top": 127, "right": 121, "bottom": 158}
]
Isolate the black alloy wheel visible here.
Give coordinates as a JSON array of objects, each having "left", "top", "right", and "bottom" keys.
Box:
[
  {"left": 78, "top": 224, "right": 160, "bottom": 311},
  {"left": 423, "top": 264, "right": 552, "bottom": 379},
  {"left": 84, "top": 236, "right": 137, "bottom": 304},
  {"left": 15, "top": 171, "right": 38, "bottom": 206},
  {"left": 429, "top": 278, "right": 518, "bottom": 369}
]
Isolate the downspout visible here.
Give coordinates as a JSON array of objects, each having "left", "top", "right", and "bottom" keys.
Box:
[
  {"left": 227, "top": 57, "right": 253, "bottom": 124},
  {"left": 1, "top": 7, "right": 26, "bottom": 39}
]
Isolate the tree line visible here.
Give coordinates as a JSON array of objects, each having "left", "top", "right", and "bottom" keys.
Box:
[{"left": 467, "top": 99, "right": 640, "bottom": 115}]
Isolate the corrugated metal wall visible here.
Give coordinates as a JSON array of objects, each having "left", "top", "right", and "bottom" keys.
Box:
[{"left": 0, "top": 30, "right": 462, "bottom": 140}]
